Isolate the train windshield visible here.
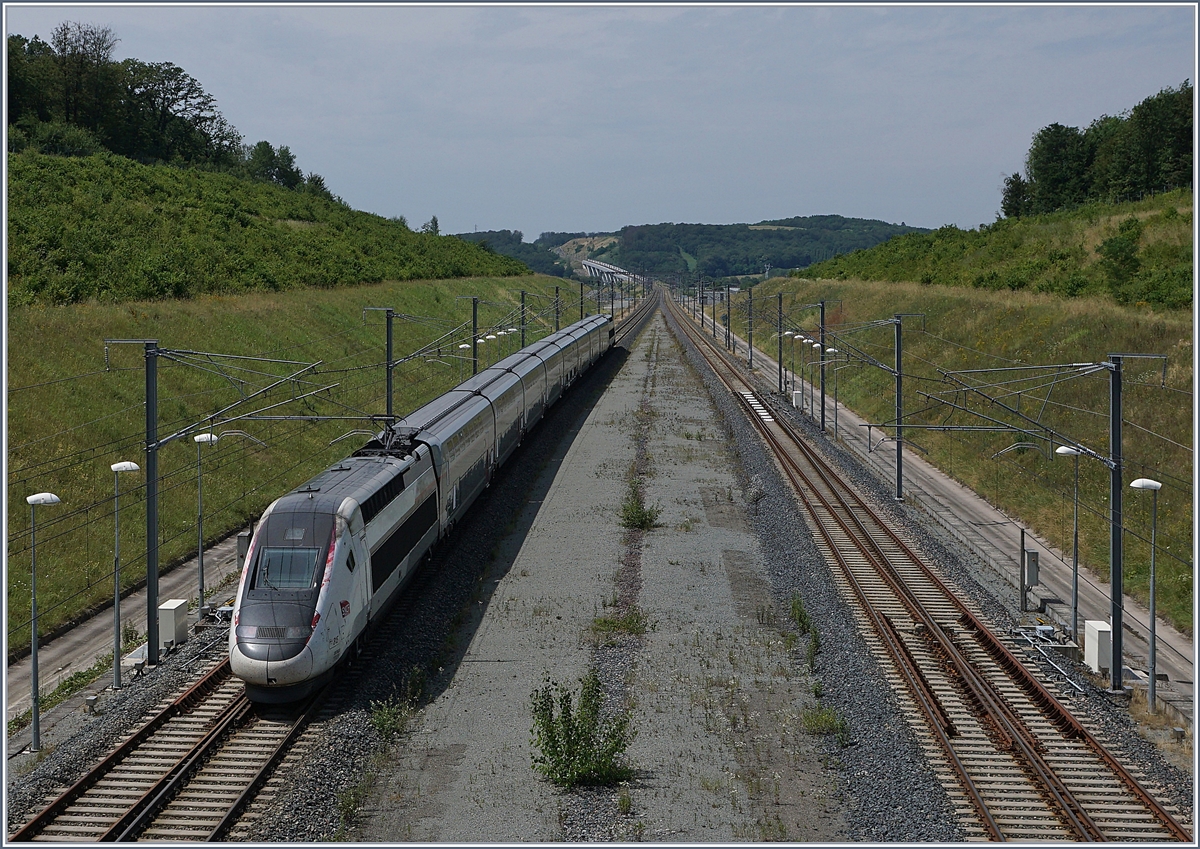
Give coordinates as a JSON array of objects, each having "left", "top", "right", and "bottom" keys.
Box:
[
  {"left": 250, "top": 509, "right": 334, "bottom": 591},
  {"left": 255, "top": 547, "right": 321, "bottom": 589}
]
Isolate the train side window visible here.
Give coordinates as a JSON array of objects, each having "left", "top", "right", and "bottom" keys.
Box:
[{"left": 347, "top": 551, "right": 356, "bottom": 572}]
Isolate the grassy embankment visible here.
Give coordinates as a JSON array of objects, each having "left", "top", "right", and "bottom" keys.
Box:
[
  {"left": 797, "top": 189, "right": 1192, "bottom": 310},
  {"left": 5, "top": 150, "right": 560, "bottom": 656},
  {"left": 7, "top": 276, "right": 578, "bottom": 656},
  {"left": 716, "top": 194, "right": 1192, "bottom": 635},
  {"left": 7, "top": 150, "right": 527, "bottom": 305}
]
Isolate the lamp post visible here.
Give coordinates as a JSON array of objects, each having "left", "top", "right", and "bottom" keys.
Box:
[
  {"left": 111, "top": 462, "right": 139, "bottom": 690},
  {"left": 783, "top": 332, "right": 795, "bottom": 397},
  {"left": 1056, "top": 446, "right": 1082, "bottom": 643},
  {"left": 1129, "top": 477, "right": 1162, "bottom": 712},
  {"left": 194, "top": 433, "right": 218, "bottom": 613},
  {"left": 194, "top": 431, "right": 264, "bottom": 614},
  {"left": 831, "top": 361, "right": 852, "bottom": 439},
  {"left": 457, "top": 343, "right": 470, "bottom": 381},
  {"left": 26, "top": 491, "right": 61, "bottom": 752}
]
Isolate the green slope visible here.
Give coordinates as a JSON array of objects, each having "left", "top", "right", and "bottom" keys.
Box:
[
  {"left": 794, "top": 190, "right": 1192, "bottom": 309},
  {"left": 739, "top": 276, "right": 1192, "bottom": 635},
  {"left": 7, "top": 151, "right": 527, "bottom": 305},
  {"left": 7, "top": 275, "right": 574, "bottom": 657}
]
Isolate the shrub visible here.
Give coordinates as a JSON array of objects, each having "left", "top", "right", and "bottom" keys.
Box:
[
  {"left": 620, "top": 481, "right": 660, "bottom": 530},
  {"left": 369, "top": 694, "right": 412, "bottom": 741},
  {"left": 530, "top": 670, "right": 635, "bottom": 786}
]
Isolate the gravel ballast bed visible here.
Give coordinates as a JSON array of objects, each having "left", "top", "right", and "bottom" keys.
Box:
[
  {"left": 665, "top": 304, "right": 1193, "bottom": 836},
  {"left": 9, "top": 302, "right": 1190, "bottom": 842},
  {"left": 6, "top": 627, "right": 231, "bottom": 831}
]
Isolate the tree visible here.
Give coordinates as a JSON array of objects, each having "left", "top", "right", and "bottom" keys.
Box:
[
  {"left": 118, "top": 59, "right": 239, "bottom": 163},
  {"left": 421, "top": 215, "right": 440, "bottom": 235},
  {"left": 1124, "top": 81, "right": 1192, "bottom": 195},
  {"left": 1000, "top": 172, "right": 1031, "bottom": 218},
  {"left": 1025, "top": 123, "right": 1091, "bottom": 213},
  {"left": 7, "top": 34, "right": 59, "bottom": 126},
  {"left": 50, "top": 21, "right": 120, "bottom": 134},
  {"left": 245, "top": 140, "right": 303, "bottom": 188}
]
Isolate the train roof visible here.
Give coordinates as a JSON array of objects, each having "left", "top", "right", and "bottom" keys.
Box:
[{"left": 273, "top": 453, "right": 412, "bottom": 516}]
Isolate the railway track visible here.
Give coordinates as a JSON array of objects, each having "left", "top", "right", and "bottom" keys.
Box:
[
  {"left": 665, "top": 294, "right": 1191, "bottom": 842},
  {"left": 10, "top": 295, "right": 659, "bottom": 843},
  {"left": 9, "top": 652, "right": 324, "bottom": 842}
]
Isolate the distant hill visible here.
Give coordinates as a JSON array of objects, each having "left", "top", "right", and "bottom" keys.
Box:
[
  {"left": 607, "top": 215, "right": 928, "bottom": 278},
  {"left": 7, "top": 151, "right": 527, "bottom": 305},
  {"left": 452, "top": 229, "right": 570, "bottom": 277}
]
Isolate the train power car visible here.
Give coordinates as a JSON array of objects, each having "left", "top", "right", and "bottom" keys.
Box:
[{"left": 229, "top": 314, "right": 613, "bottom": 701}]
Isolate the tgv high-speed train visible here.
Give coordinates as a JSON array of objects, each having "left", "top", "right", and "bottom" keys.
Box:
[{"left": 229, "top": 314, "right": 614, "bottom": 701}]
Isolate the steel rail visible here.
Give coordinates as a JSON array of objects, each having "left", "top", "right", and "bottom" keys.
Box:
[
  {"left": 764, "top": 410, "right": 1104, "bottom": 840},
  {"left": 666, "top": 298, "right": 1004, "bottom": 840},
  {"left": 8, "top": 658, "right": 234, "bottom": 842},
  {"left": 206, "top": 685, "right": 330, "bottom": 841},
  {"left": 666, "top": 294, "right": 1191, "bottom": 842},
  {"left": 769, "top": 392, "right": 1190, "bottom": 841},
  {"left": 104, "top": 693, "right": 253, "bottom": 841}
]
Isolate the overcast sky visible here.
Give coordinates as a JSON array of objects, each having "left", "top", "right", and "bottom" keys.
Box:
[{"left": 6, "top": 3, "right": 1196, "bottom": 238}]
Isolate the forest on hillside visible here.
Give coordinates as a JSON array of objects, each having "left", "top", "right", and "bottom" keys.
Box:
[
  {"left": 610, "top": 215, "right": 927, "bottom": 278},
  {"left": 452, "top": 230, "right": 571, "bottom": 277},
  {"left": 1002, "top": 81, "right": 1192, "bottom": 217},
  {"left": 7, "top": 21, "right": 336, "bottom": 201}
]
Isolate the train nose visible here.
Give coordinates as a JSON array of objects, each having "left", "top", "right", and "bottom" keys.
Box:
[
  {"left": 234, "top": 599, "right": 314, "bottom": 662},
  {"left": 230, "top": 641, "right": 315, "bottom": 691}
]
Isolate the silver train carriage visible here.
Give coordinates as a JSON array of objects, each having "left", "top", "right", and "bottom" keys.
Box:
[{"left": 229, "top": 314, "right": 614, "bottom": 701}]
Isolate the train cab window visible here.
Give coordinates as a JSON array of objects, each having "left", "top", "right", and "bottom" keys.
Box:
[
  {"left": 249, "top": 509, "right": 334, "bottom": 591},
  {"left": 255, "top": 547, "right": 321, "bottom": 589}
]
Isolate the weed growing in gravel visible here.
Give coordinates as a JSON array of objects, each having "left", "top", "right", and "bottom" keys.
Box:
[
  {"left": 593, "top": 606, "right": 649, "bottom": 637},
  {"left": 789, "top": 593, "right": 811, "bottom": 635},
  {"left": 617, "top": 785, "right": 633, "bottom": 814},
  {"left": 806, "top": 629, "right": 821, "bottom": 672},
  {"left": 621, "top": 480, "right": 661, "bottom": 530},
  {"left": 801, "top": 705, "right": 849, "bottom": 746},
  {"left": 369, "top": 694, "right": 413, "bottom": 741},
  {"left": 530, "top": 669, "right": 635, "bottom": 786},
  {"left": 334, "top": 776, "right": 372, "bottom": 832}
]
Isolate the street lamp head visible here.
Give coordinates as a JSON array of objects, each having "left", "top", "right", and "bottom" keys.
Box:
[
  {"left": 784, "top": 330, "right": 794, "bottom": 337},
  {"left": 812, "top": 342, "right": 821, "bottom": 349},
  {"left": 826, "top": 348, "right": 838, "bottom": 355},
  {"left": 194, "top": 432, "right": 219, "bottom": 445},
  {"left": 1055, "top": 446, "right": 1081, "bottom": 457},
  {"left": 26, "top": 492, "right": 60, "bottom": 506},
  {"left": 458, "top": 343, "right": 471, "bottom": 349},
  {"left": 111, "top": 461, "right": 140, "bottom": 473},
  {"left": 1130, "top": 478, "right": 1162, "bottom": 491},
  {"left": 507, "top": 327, "right": 517, "bottom": 333}
]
